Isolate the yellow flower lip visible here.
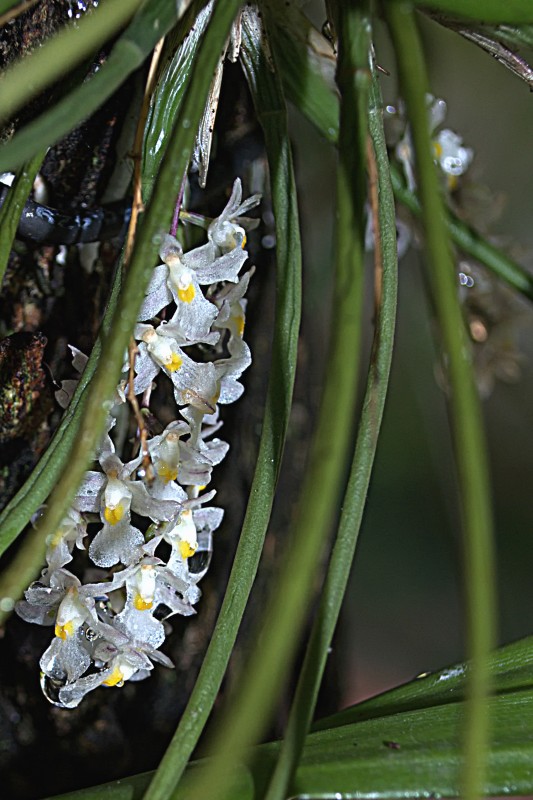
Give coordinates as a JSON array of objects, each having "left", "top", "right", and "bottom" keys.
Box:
[
  {"left": 178, "top": 283, "right": 195, "bottom": 304},
  {"left": 179, "top": 540, "right": 198, "bottom": 560},
  {"left": 55, "top": 620, "right": 74, "bottom": 640},
  {"left": 157, "top": 464, "right": 178, "bottom": 484},
  {"left": 165, "top": 352, "right": 183, "bottom": 372},
  {"left": 103, "top": 665, "right": 124, "bottom": 687},
  {"left": 133, "top": 594, "right": 153, "bottom": 611},
  {"left": 104, "top": 504, "right": 124, "bottom": 525}
]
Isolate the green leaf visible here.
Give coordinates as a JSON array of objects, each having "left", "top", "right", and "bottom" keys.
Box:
[
  {"left": 142, "top": 0, "right": 211, "bottom": 202},
  {"left": 44, "top": 647, "right": 533, "bottom": 799},
  {"left": 386, "top": 6, "right": 496, "bottom": 799},
  {"left": 0, "top": 0, "right": 30, "bottom": 18},
  {"left": 0, "top": 0, "right": 144, "bottom": 125},
  {"left": 410, "top": 0, "right": 533, "bottom": 24},
  {"left": 265, "top": 0, "right": 339, "bottom": 145},
  {"left": 0, "top": 148, "right": 46, "bottom": 285},
  {"left": 267, "top": 14, "right": 398, "bottom": 800},
  {"left": 141, "top": 9, "right": 303, "bottom": 800},
  {"left": 0, "top": 0, "right": 179, "bottom": 172},
  {"left": 491, "top": 23, "right": 533, "bottom": 50},
  {"left": 0, "top": 0, "right": 243, "bottom": 621},
  {"left": 269, "top": 3, "right": 533, "bottom": 306},
  {"left": 315, "top": 635, "right": 533, "bottom": 730}
]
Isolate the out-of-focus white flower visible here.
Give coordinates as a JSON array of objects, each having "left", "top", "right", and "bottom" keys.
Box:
[
  {"left": 433, "top": 129, "right": 473, "bottom": 187},
  {"left": 395, "top": 94, "right": 473, "bottom": 191}
]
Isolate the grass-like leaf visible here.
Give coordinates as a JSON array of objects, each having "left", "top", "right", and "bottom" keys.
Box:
[
  {"left": 268, "top": 2, "right": 533, "bottom": 306},
  {"left": 385, "top": 6, "right": 496, "bottom": 800},
  {"left": 141, "top": 11, "right": 302, "bottom": 800},
  {"left": 0, "top": 0, "right": 242, "bottom": 620},
  {"left": 0, "top": 148, "right": 46, "bottom": 285},
  {"left": 0, "top": 0, "right": 144, "bottom": 124},
  {"left": 0, "top": 0, "right": 179, "bottom": 172},
  {"left": 411, "top": 0, "right": 533, "bottom": 23},
  {"left": 177, "top": 4, "right": 368, "bottom": 796},
  {"left": 142, "top": 0, "right": 211, "bottom": 202},
  {"left": 263, "top": 40, "right": 399, "bottom": 800}
]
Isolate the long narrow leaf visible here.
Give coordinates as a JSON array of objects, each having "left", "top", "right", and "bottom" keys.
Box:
[
  {"left": 268, "top": 3, "right": 533, "bottom": 306},
  {"left": 0, "top": 148, "right": 45, "bottom": 285},
  {"left": 410, "top": 0, "right": 533, "bottom": 23},
  {"left": 142, "top": 0, "right": 212, "bottom": 202},
  {"left": 0, "top": 0, "right": 144, "bottom": 124},
  {"left": 141, "top": 11, "right": 303, "bottom": 800},
  {"left": 385, "top": 6, "right": 496, "bottom": 800},
  {"left": 179, "top": 4, "right": 368, "bottom": 796},
  {"left": 264, "top": 42, "right": 399, "bottom": 800},
  {"left": 0, "top": 0, "right": 242, "bottom": 621},
  {"left": 0, "top": 0, "right": 179, "bottom": 172}
]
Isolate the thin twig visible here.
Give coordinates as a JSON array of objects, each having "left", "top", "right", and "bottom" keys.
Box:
[
  {"left": 123, "top": 37, "right": 164, "bottom": 477},
  {"left": 123, "top": 36, "right": 165, "bottom": 266},
  {"left": 170, "top": 170, "right": 188, "bottom": 237}
]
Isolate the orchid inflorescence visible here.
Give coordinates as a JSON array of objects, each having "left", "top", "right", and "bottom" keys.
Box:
[{"left": 16, "top": 180, "right": 260, "bottom": 708}]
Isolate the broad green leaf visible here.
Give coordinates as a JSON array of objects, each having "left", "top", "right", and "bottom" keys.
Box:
[
  {"left": 0, "top": 0, "right": 179, "bottom": 172},
  {"left": 0, "top": 0, "right": 143, "bottom": 124},
  {"left": 45, "top": 667, "right": 533, "bottom": 799},
  {"left": 315, "top": 635, "right": 533, "bottom": 730}
]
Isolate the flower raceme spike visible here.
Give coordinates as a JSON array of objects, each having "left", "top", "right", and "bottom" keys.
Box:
[{"left": 16, "top": 180, "right": 260, "bottom": 708}]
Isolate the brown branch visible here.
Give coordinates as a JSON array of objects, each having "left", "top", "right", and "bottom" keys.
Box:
[{"left": 123, "top": 37, "right": 164, "bottom": 480}]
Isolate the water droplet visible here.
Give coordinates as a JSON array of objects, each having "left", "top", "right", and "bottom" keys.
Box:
[
  {"left": 0, "top": 597, "right": 15, "bottom": 613},
  {"left": 459, "top": 272, "right": 474, "bottom": 288},
  {"left": 40, "top": 672, "right": 68, "bottom": 707}
]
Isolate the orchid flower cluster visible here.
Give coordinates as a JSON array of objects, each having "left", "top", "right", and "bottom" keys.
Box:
[
  {"left": 16, "top": 180, "right": 260, "bottom": 708},
  {"left": 366, "top": 95, "right": 473, "bottom": 260}
]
